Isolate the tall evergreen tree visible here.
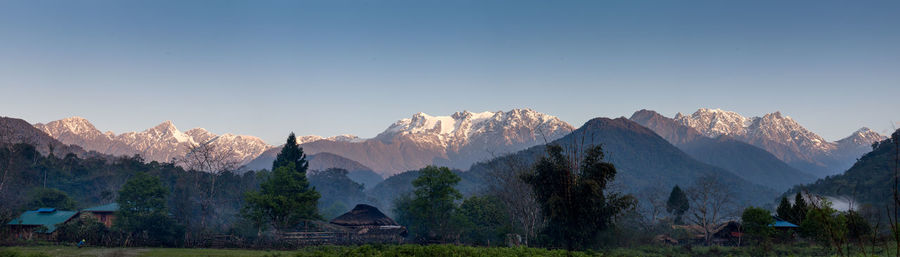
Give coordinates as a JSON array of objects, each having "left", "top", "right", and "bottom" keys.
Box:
[
  {"left": 272, "top": 133, "right": 309, "bottom": 173},
  {"left": 792, "top": 192, "right": 808, "bottom": 224},
  {"left": 666, "top": 185, "right": 689, "bottom": 224},
  {"left": 243, "top": 133, "right": 320, "bottom": 232},
  {"left": 776, "top": 197, "right": 793, "bottom": 222}
]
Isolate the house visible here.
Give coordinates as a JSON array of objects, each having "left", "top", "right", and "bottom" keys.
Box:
[
  {"left": 329, "top": 204, "right": 407, "bottom": 244},
  {"left": 81, "top": 203, "right": 118, "bottom": 227},
  {"left": 674, "top": 220, "right": 743, "bottom": 246},
  {"left": 6, "top": 208, "right": 78, "bottom": 240}
]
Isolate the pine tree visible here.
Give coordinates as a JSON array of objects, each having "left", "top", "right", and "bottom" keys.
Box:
[
  {"left": 666, "top": 185, "right": 689, "bottom": 224},
  {"left": 272, "top": 132, "right": 309, "bottom": 173},
  {"left": 243, "top": 133, "right": 321, "bottom": 232},
  {"left": 792, "top": 192, "right": 808, "bottom": 224},
  {"left": 776, "top": 197, "right": 793, "bottom": 222}
]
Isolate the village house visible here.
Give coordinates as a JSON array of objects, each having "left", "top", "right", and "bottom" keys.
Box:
[
  {"left": 5, "top": 208, "right": 79, "bottom": 240},
  {"left": 329, "top": 204, "right": 407, "bottom": 244},
  {"left": 80, "top": 203, "right": 119, "bottom": 227}
]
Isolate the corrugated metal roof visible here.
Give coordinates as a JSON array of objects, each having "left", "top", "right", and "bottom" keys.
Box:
[
  {"left": 6, "top": 209, "right": 78, "bottom": 233},
  {"left": 83, "top": 203, "right": 119, "bottom": 212},
  {"left": 770, "top": 220, "right": 799, "bottom": 228}
]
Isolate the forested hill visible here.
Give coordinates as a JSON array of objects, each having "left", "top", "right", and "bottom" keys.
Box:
[
  {"left": 788, "top": 129, "right": 900, "bottom": 205},
  {"left": 629, "top": 109, "right": 816, "bottom": 191},
  {"left": 467, "top": 117, "right": 778, "bottom": 207}
]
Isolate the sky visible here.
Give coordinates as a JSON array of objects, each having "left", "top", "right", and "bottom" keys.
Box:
[{"left": 1, "top": 0, "right": 898, "bottom": 144}]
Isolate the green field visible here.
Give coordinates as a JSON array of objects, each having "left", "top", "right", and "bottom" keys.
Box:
[
  {"left": 2, "top": 244, "right": 895, "bottom": 257},
  {"left": 1, "top": 245, "right": 594, "bottom": 257}
]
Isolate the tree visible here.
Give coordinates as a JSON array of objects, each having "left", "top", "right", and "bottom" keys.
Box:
[
  {"left": 776, "top": 197, "right": 793, "bottom": 222},
  {"left": 742, "top": 207, "right": 775, "bottom": 248},
  {"left": 26, "top": 187, "right": 77, "bottom": 210},
  {"left": 666, "top": 185, "right": 689, "bottom": 224},
  {"left": 458, "top": 195, "right": 510, "bottom": 246},
  {"left": 394, "top": 166, "right": 464, "bottom": 243},
  {"left": 685, "top": 174, "right": 735, "bottom": 246},
  {"left": 792, "top": 192, "right": 808, "bottom": 225},
  {"left": 522, "top": 144, "right": 636, "bottom": 250},
  {"left": 272, "top": 132, "right": 308, "bottom": 173},
  {"left": 244, "top": 162, "right": 321, "bottom": 232},
  {"left": 483, "top": 154, "right": 543, "bottom": 246},
  {"left": 116, "top": 172, "right": 181, "bottom": 246},
  {"left": 243, "top": 133, "right": 321, "bottom": 232},
  {"left": 181, "top": 141, "right": 239, "bottom": 230}
]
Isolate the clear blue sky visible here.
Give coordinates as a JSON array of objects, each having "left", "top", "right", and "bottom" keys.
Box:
[{"left": 1, "top": 0, "right": 898, "bottom": 144}]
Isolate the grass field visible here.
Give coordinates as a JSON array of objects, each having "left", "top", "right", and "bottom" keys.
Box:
[
  {"left": 1, "top": 245, "right": 595, "bottom": 257},
  {"left": 2, "top": 244, "right": 896, "bottom": 257}
]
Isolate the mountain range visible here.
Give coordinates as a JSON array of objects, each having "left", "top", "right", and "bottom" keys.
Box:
[
  {"left": 32, "top": 109, "right": 573, "bottom": 177},
  {"left": 460, "top": 117, "right": 779, "bottom": 207},
  {"left": 669, "top": 108, "right": 885, "bottom": 177},
  {"left": 26, "top": 108, "right": 882, "bottom": 181},
  {"left": 629, "top": 110, "right": 816, "bottom": 191},
  {"left": 244, "top": 109, "right": 573, "bottom": 176}
]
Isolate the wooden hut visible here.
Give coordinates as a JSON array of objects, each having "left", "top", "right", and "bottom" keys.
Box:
[
  {"left": 329, "top": 204, "right": 407, "bottom": 244},
  {"left": 81, "top": 203, "right": 118, "bottom": 227}
]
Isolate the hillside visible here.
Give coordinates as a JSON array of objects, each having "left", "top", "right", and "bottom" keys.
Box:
[
  {"left": 465, "top": 117, "right": 778, "bottom": 207},
  {"left": 630, "top": 110, "right": 816, "bottom": 191},
  {"left": 789, "top": 130, "right": 899, "bottom": 206}
]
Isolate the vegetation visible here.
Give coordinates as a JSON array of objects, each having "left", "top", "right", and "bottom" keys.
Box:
[
  {"left": 666, "top": 185, "right": 689, "bottom": 224},
  {"left": 243, "top": 133, "right": 321, "bottom": 232},
  {"left": 116, "top": 172, "right": 182, "bottom": 246},
  {"left": 24, "top": 188, "right": 77, "bottom": 211},
  {"left": 523, "top": 144, "right": 636, "bottom": 250},
  {"left": 308, "top": 168, "right": 367, "bottom": 220},
  {"left": 741, "top": 206, "right": 774, "bottom": 252},
  {"left": 394, "top": 166, "right": 464, "bottom": 243}
]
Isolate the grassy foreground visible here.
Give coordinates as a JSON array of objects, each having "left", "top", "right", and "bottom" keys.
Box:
[
  {"left": 1, "top": 245, "right": 594, "bottom": 257},
  {"left": 2, "top": 244, "right": 895, "bottom": 257}
]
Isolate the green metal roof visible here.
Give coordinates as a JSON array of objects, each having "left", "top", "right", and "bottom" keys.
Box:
[
  {"left": 6, "top": 209, "right": 78, "bottom": 233},
  {"left": 83, "top": 203, "right": 119, "bottom": 212}
]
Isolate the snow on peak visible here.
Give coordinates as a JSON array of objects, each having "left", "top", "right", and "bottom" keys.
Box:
[
  {"left": 327, "top": 134, "right": 364, "bottom": 143},
  {"left": 837, "top": 127, "right": 886, "bottom": 146},
  {"left": 376, "top": 108, "right": 573, "bottom": 148}
]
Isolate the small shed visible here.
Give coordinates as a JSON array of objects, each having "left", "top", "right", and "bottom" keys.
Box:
[
  {"left": 329, "top": 204, "right": 407, "bottom": 243},
  {"left": 82, "top": 203, "right": 119, "bottom": 227},
  {"left": 6, "top": 208, "right": 78, "bottom": 240}
]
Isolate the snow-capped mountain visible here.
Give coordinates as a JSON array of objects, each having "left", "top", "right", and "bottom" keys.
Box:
[
  {"left": 35, "top": 117, "right": 274, "bottom": 167},
  {"left": 246, "top": 108, "right": 574, "bottom": 176},
  {"left": 671, "top": 108, "right": 886, "bottom": 176}
]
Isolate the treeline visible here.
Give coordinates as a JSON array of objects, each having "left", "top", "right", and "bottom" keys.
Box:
[{"left": 0, "top": 133, "right": 372, "bottom": 247}]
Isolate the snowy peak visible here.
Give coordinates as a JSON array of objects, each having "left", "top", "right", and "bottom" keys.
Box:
[
  {"left": 33, "top": 117, "right": 276, "bottom": 168},
  {"left": 674, "top": 108, "right": 751, "bottom": 137},
  {"left": 376, "top": 108, "right": 573, "bottom": 151},
  {"left": 837, "top": 127, "right": 886, "bottom": 147}
]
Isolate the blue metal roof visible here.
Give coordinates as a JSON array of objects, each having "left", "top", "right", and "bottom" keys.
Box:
[
  {"left": 7, "top": 209, "right": 78, "bottom": 233},
  {"left": 770, "top": 220, "right": 799, "bottom": 228},
  {"left": 83, "top": 203, "right": 119, "bottom": 212}
]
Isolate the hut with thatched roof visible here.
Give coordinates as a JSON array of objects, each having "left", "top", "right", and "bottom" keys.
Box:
[{"left": 329, "top": 204, "right": 407, "bottom": 244}]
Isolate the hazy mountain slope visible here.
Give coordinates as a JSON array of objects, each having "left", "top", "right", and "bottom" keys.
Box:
[
  {"left": 1, "top": 116, "right": 89, "bottom": 157},
  {"left": 788, "top": 130, "right": 899, "bottom": 206},
  {"left": 630, "top": 110, "right": 816, "bottom": 191},
  {"left": 672, "top": 108, "right": 885, "bottom": 176},
  {"left": 35, "top": 117, "right": 272, "bottom": 166},
  {"left": 466, "top": 117, "right": 777, "bottom": 206}
]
